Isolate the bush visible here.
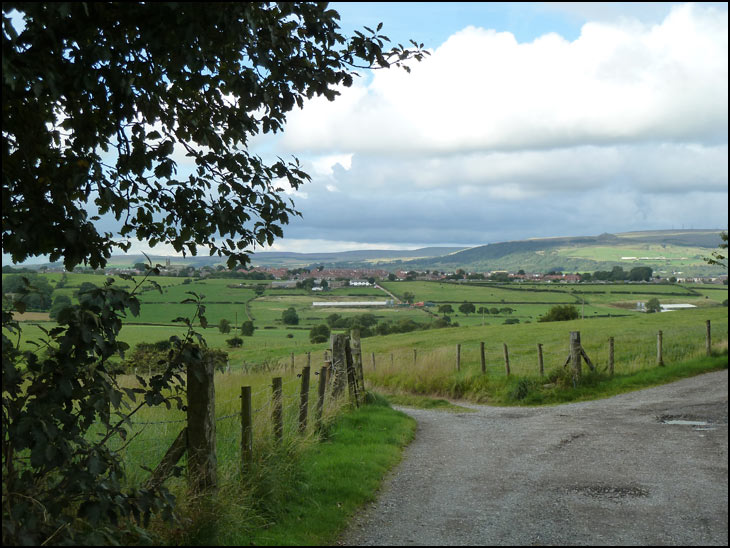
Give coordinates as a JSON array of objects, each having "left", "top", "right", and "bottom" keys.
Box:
[
  {"left": 226, "top": 337, "right": 243, "bottom": 348},
  {"left": 309, "top": 323, "right": 330, "bottom": 344},
  {"left": 123, "top": 341, "right": 228, "bottom": 373},
  {"left": 282, "top": 307, "right": 299, "bottom": 325},
  {"left": 539, "top": 305, "right": 579, "bottom": 322},
  {"left": 240, "top": 320, "right": 255, "bottom": 336}
]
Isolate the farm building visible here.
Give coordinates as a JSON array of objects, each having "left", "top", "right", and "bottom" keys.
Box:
[{"left": 312, "top": 300, "right": 393, "bottom": 307}]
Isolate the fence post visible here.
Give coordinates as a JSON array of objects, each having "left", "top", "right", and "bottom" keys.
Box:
[
  {"left": 608, "top": 337, "right": 614, "bottom": 376},
  {"left": 480, "top": 342, "right": 486, "bottom": 374},
  {"left": 456, "top": 344, "right": 461, "bottom": 372},
  {"left": 299, "top": 366, "right": 310, "bottom": 434},
  {"left": 241, "top": 386, "right": 253, "bottom": 472},
  {"left": 657, "top": 330, "right": 664, "bottom": 366},
  {"left": 307, "top": 351, "right": 311, "bottom": 368},
  {"left": 372, "top": 352, "right": 376, "bottom": 371},
  {"left": 316, "top": 366, "right": 327, "bottom": 430},
  {"left": 706, "top": 320, "right": 712, "bottom": 356},
  {"left": 272, "top": 377, "right": 283, "bottom": 441},
  {"left": 537, "top": 343, "right": 544, "bottom": 377},
  {"left": 351, "top": 329, "right": 365, "bottom": 397},
  {"left": 413, "top": 348, "right": 417, "bottom": 366},
  {"left": 503, "top": 343, "right": 510, "bottom": 376},
  {"left": 291, "top": 352, "right": 295, "bottom": 372},
  {"left": 330, "top": 334, "right": 348, "bottom": 398},
  {"left": 187, "top": 358, "right": 217, "bottom": 493},
  {"left": 570, "top": 331, "right": 582, "bottom": 381},
  {"left": 344, "top": 336, "right": 361, "bottom": 407}
]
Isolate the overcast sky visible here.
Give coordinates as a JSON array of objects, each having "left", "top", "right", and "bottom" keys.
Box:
[
  {"left": 6, "top": 2, "right": 728, "bottom": 264},
  {"left": 258, "top": 1, "right": 728, "bottom": 254}
]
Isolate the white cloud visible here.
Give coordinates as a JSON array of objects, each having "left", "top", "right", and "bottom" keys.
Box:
[{"left": 281, "top": 3, "right": 727, "bottom": 155}]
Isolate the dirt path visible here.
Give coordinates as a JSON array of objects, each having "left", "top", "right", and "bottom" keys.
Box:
[{"left": 339, "top": 371, "right": 728, "bottom": 546}]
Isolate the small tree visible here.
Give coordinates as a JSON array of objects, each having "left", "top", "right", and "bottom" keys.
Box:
[
  {"left": 218, "top": 318, "right": 232, "bottom": 334},
  {"left": 282, "top": 307, "right": 299, "bottom": 325},
  {"left": 458, "top": 302, "right": 476, "bottom": 316},
  {"left": 309, "top": 324, "right": 330, "bottom": 344},
  {"left": 646, "top": 298, "right": 662, "bottom": 313},
  {"left": 438, "top": 304, "right": 454, "bottom": 317},
  {"left": 539, "top": 305, "right": 580, "bottom": 322},
  {"left": 402, "top": 291, "right": 416, "bottom": 304},
  {"left": 240, "top": 320, "right": 255, "bottom": 336}
]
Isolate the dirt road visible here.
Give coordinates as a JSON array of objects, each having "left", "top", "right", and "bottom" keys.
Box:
[{"left": 340, "top": 370, "right": 728, "bottom": 546}]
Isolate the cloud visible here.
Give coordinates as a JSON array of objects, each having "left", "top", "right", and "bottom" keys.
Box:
[{"left": 281, "top": 3, "right": 727, "bottom": 155}]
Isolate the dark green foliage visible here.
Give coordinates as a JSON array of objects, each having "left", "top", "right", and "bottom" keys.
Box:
[
  {"left": 240, "top": 320, "right": 255, "bottom": 336},
  {"left": 538, "top": 304, "right": 580, "bottom": 322},
  {"left": 226, "top": 337, "right": 243, "bottom": 348},
  {"left": 281, "top": 307, "right": 299, "bottom": 326},
  {"left": 2, "top": 2, "right": 427, "bottom": 544},
  {"left": 309, "top": 323, "right": 331, "bottom": 344},
  {"left": 49, "top": 294, "right": 72, "bottom": 320},
  {"left": 218, "top": 318, "right": 231, "bottom": 334},
  {"left": 646, "top": 297, "right": 662, "bottom": 313},
  {"left": 2, "top": 274, "right": 54, "bottom": 310},
  {"left": 458, "top": 302, "right": 475, "bottom": 315}
]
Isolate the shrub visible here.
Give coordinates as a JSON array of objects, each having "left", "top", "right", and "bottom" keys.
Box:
[
  {"left": 226, "top": 337, "right": 243, "bottom": 348},
  {"left": 240, "top": 320, "right": 255, "bottom": 336},
  {"left": 309, "top": 324, "right": 330, "bottom": 344},
  {"left": 539, "top": 305, "right": 579, "bottom": 322}
]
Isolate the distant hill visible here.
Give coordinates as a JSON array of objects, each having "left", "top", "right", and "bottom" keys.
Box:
[
  {"left": 401, "top": 230, "right": 727, "bottom": 276},
  {"left": 16, "top": 230, "right": 726, "bottom": 277}
]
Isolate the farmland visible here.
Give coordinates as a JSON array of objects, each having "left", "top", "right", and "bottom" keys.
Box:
[{"left": 4, "top": 272, "right": 727, "bottom": 367}]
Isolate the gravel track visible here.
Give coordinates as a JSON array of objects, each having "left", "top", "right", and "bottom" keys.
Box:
[{"left": 339, "top": 371, "right": 728, "bottom": 546}]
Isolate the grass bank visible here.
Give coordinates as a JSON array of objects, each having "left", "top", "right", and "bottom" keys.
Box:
[
  {"left": 371, "top": 352, "right": 727, "bottom": 408},
  {"left": 163, "top": 394, "right": 415, "bottom": 546}
]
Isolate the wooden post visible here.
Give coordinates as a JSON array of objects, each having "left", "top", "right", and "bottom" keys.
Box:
[
  {"left": 570, "top": 331, "right": 582, "bottom": 380},
  {"left": 146, "top": 427, "right": 188, "bottom": 491},
  {"left": 503, "top": 343, "right": 510, "bottom": 376},
  {"left": 391, "top": 353, "right": 394, "bottom": 367},
  {"left": 351, "top": 329, "right": 365, "bottom": 397},
  {"left": 480, "top": 342, "right": 486, "bottom": 374},
  {"left": 330, "top": 334, "right": 348, "bottom": 398},
  {"left": 413, "top": 348, "right": 417, "bottom": 366},
  {"left": 372, "top": 352, "right": 376, "bottom": 371},
  {"left": 241, "top": 386, "right": 253, "bottom": 471},
  {"left": 706, "top": 320, "right": 712, "bottom": 356},
  {"left": 456, "top": 344, "right": 461, "bottom": 372},
  {"left": 299, "top": 366, "right": 310, "bottom": 433},
  {"left": 657, "top": 330, "right": 664, "bottom": 366},
  {"left": 187, "top": 359, "right": 217, "bottom": 492},
  {"left": 316, "top": 366, "right": 327, "bottom": 430},
  {"left": 290, "top": 352, "right": 295, "bottom": 372},
  {"left": 272, "top": 377, "right": 283, "bottom": 441},
  {"left": 608, "top": 337, "right": 614, "bottom": 376},
  {"left": 537, "top": 343, "right": 544, "bottom": 377},
  {"left": 307, "top": 351, "right": 311, "bottom": 368},
  {"left": 345, "top": 337, "right": 361, "bottom": 407}
]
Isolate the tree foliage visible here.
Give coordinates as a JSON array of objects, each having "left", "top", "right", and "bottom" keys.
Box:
[
  {"left": 538, "top": 304, "right": 580, "bottom": 323},
  {"left": 705, "top": 231, "right": 728, "bottom": 269},
  {"left": 2, "top": 2, "right": 427, "bottom": 544}
]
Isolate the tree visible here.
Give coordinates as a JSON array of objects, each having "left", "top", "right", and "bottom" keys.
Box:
[
  {"left": 402, "top": 291, "right": 416, "bottom": 304},
  {"left": 705, "top": 231, "right": 728, "bottom": 268},
  {"left": 646, "top": 298, "right": 662, "bottom": 313},
  {"left": 438, "top": 304, "right": 454, "bottom": 317},
  {"left": 538, "top": 305, "right": 580, "bottom": 322},
  {"left": 282, "top": 307, "right": 299, "bottom": 325},
  {"left": 2, "top": 3, "right": 427, "bottom": 544},
  {"left": 309, "top": 323, "right": 330, "bottom": 344},
  {"left": 240, "top": 320, "right": 255, "bottom": 336},
  {"left": 458, "top": 302, "right": 475, "bottom": 316},
  {"left": 49, "top": 294, "right": 72, "bottom": 320},
  {"left": 628, "top": 266, "right": 653, "bottom": 282},
  {"left": 218, "top": 318, "right": 231, "bottom": 334}
]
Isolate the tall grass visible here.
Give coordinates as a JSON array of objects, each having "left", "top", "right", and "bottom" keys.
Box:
[{"left": 362, "top": 309, "right": 728, "bottom": 403}]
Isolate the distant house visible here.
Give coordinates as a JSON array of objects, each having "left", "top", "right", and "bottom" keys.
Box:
[{"left": 349, "top": 279, "right": 371, "bottom": 286}]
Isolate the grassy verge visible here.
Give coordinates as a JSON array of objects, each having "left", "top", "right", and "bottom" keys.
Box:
[
  {"left": 164, "top": 393, "right": 415, "bottom": 546},
  {"left": 378, "top": 392, "right": 476, "bottom": 413},
  {"left": 369, "top": 352, "right": 727, "bottom": 408}
]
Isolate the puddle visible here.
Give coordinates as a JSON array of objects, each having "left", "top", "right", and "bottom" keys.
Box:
[{"left": 662, "top": 419, "right": 709, "bottom": 426}]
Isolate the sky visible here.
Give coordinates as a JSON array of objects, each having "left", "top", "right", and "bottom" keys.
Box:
[
  {"left": 258, "top": 1, "right": 728, "bottom": 254},
  {"left": 5, "top": 2, "right": 729, "bottom": 263}
]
